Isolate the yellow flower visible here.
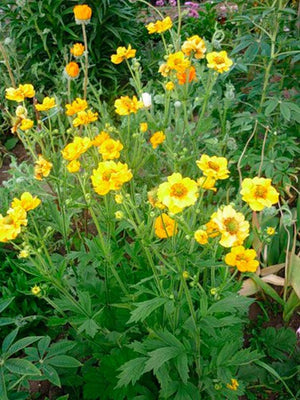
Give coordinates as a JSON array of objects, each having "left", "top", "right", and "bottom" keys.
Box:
[
  {"left": 115, "top": 194, "right": 123, "bottom": 204},
  {"left": 61, "top": 137, "right": 92, "bottom": 161},
  {"left": 5, "top": 84, "right": 35, "bottom": 102},
  {"left": 67, "top": 160, "right": 81, "bottom": 173},
  {"left": 154, "top": 213, "right": 178, "bottom": 239},
  {"left": 20, "top": 119, "right": 34, "bottom": 131},
  {"left": 19, "top": 249, "right": 29, "bottom": 258},
  {"left": 225, "top": 246, "right": 259, "bottom": 273},
  {"left": 115, "top": 211, "right": 124, "bottom": 220},
  {"left": 71, "top": 43, "right": 85, "bottom": 57},
  {"left": 0, "top": 206, "right": 27, "bottom": 243},
  {"left": 148, "top": 188, "right": 166, "bottom": 210},
  {"left": 15, "top": 106, "right": 27, "bottom": 119},
  {"left": 240, "top": 177, "right": 279, "bottom": 211},
  {"left": 65, "top": 62, "right": 80, "bottom": 78},
  {"left": 181, "top": 35, "right": 206, "bottom": 59},
  {"left": 226, "top": 379, "right": 239, "bottom": 391},
  {"left": 146, "top": 16, "right": 172, "bottom": 34},
  {"left": 266, "top": 226, "right": 276, "bottom": 236},
  {"left": 31, "top": 285, "right": 41, "bottom": 296},
  {"left": 65, "top": 98, "right": 88, "bottom": 116},
  {"left": 206, "top": 51, "right": 233, "bottom": 73},
  {"left": 205, "top": 220, "right": 220, "bottom": 238},
  {"left": 194, "top": 229, "right": 208, "bottom": 245},
  {"left": 158, "top": 63, "right": 171, "bottom": 77},
  {"left": 157, "top": 173, "right": 198, "bottom": 214},
  {"left": 114, "top": 96, "right": 143, "bottom": 116},
  {"left": 73, "top": 4, "right": 92, "bottom": 24},
  {"left": 182, "top": 271, "right": 189, "bottom": 279},
  {"left": 140, "top": 122, "right": 148, "bottom": 132},
  {"left": 166, "top": 51, "right": 190, "bottom": 73},
  {"left": 35, "top": 97, "right": 56, "bottom": 112},
  {"left": 165, "top": 81, "right": 174, "bottom": 91},
  {"left": 150, "top": 131, "right": 166, "bottom": 149},
  {"left": 34, "top": 155, "right": 53, "bottom": 181},
  {"left": 91, "top": 161, "right": 133, "bottom": 196},
  {"left": 99, "top": 138, "right": 123, "bottom": 160},
  {"left": 92, "top": 131, "right": 110, "bottom": 146},
  {"left": 210, "top": 205, "right": 249, "bottom": 247},
  {"left": 11, "top": 192, "right": 41, "bottom": 212},
  {"left": 73, "top": 109, "right": 98, "bottom": 127},
  {"left": 197, "top": 176, "right": 217, "bottom": 192},
  {"left": 111, "top": 45, "right": 136, "bottom": 64},
  {"left": 196, "top": 155, "right": 230, "bottom": 180}
]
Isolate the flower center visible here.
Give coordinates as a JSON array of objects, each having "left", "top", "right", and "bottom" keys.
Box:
[
  {"left": 102, "top": 170, "right": 113, "bottom": 181},
  {"left": 208, "top": 161, "right": 220, "bottom": 171},
  {"left": 224, "top": 217, "right": 238, "bottom": 234},
  {"left": 255, "top": 185, "right": 267, "bottom": 198},
  {"left": 170, "top": 183, "right": 188, "bottom": 198},
  {"left": 214, "top": 56, "right": 225, "bottom": 64}
]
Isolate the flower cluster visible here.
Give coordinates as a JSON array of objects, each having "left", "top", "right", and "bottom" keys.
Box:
[
  {"left": 0, "top": 192, "right": 40, "bottom": 243},
  {"left": 61, "top": 136, "right": 92, "bottom": 172},
  {"left": 146, "top": 16, "right": 173, "bottom": 34},
  {"left": 5, "top": 84, "right": 35, "bottom": 102},
  {"left": 65, "top": 98, "right": 88, "bottom": 116},
  {"left": 73, "top": 109, "right": 98, "bottom": 127}
]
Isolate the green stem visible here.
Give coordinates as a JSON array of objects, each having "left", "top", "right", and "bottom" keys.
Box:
[
  {"left": 0, "top": 42, "right": 16, "bottom": 88},
  {"left": 82, "top": 23, "right": 89, "bottom": 100},
  {"left": 0, "top": 366, "right": 8, "bottom": 400}
]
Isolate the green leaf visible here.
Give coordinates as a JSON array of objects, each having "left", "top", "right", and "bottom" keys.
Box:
[
  {"left": 175, "top": 353, "right": 189, "bottom": 384},
  {"left": 265, "top": 99, "right": 278, "bottom": 116},
  {"left": 47, "top": 355, "right": 81, "bottom": 368},
  {"left": 6, "top": 336, "right": 42, "bottom": 357},
  {"left": 4, "top": 137, "right": 18, "bottom": 151},
  {"left": 144, "top": 347, "right": 181, "bottom": 374},
  {"left": 2, "top": 329, "right": 19, "bottom": 353},
  {"left": 117, "top": 357, "right": 148, "bottom": 388},
  {"left": 5, "top": 358, "right": 41, "bottom": 376},
  {"left": 255, "top": 360, "right": 296, "bottom": 399},
  {"left": 37, "top": 336, "right": 51, "bottom": 359},
  {"left": 0, "top": 297, "right": 14, "bottom": 313},
  {"left": 288, "top": 254, "right": 300, "bottom": 299},
  {"left": 128, "top": 298, "right": 168, "bottom": 324},
  {"left": 47, "top": 340, "right": 76, "bottom": 357},
  {"left": 248, "top": 274, "right": 284, "bottom": 306},
  {"left": 42, "top": 364, "right": 61, "bottom": 387},
  {"left": 0, "top": 317, "right": 16, "bottom": 327},
  {"left": 77, "top": 319, "right": 100, "bottom": 338},
  {"left": 280, "top": 102, "right": 291, "bottom": 121}
]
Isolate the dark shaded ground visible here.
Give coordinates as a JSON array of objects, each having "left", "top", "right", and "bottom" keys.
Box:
[{"left": 0, "top": 141, "right": 28, "bottom": 185}]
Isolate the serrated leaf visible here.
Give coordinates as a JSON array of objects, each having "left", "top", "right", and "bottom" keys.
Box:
[
  {"left": 128, "top": 297, "right": 168, "bottom": 324},
  {"left": 5, "top": 358, "right": 41, "bottom": 376},
  {"left": 117, "top": 357, "right": 147, "bottom": 387},
  {"left": 47, "top": 355, "right": 81, "bottom": 368},
  {"left": 143, "top": 347, "right": 181, "bottom": 374}
]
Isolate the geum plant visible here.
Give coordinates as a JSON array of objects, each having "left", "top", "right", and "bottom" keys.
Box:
[{"left": 1, "top": 2, "right": 299, "bottom": 399}]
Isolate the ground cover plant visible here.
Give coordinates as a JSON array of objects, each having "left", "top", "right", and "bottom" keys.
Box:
[{"left": 0, "top": 1, "right": 299, "bottom": 399}]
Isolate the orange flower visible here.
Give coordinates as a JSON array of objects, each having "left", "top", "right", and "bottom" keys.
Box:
[
  {"left": 61, "top": 137, "right": 92, "bottom": 161},
  {"left": 154, "top": 213, "right": 178, "bottom": 239},
  {"left": 194, "top": 229, "right": 208, "bottom": 245},
  {"left": 150, "top": 131, "right": 166, "bottom": 149},
  {"left": 181, "top": 35, "right": 206, "bottom": 59},
  {"left": 177, "top": 66, "right": 197, "bottom": 85},
  {"left": 71, "top": 43, "right": 85, "bottom": 57},
  {"left": 67, "top": 160, "right": 81, "bottom": 173},
  {"left": 73, "top": 4, "right": 92, "bottom": 24},
  {"left": 65, "top": 62, "right": 80, "bottom": 78},
  {"left": 35, "top": 97, "right": 56, "bottom": 112},
  {"left": 72, "top": 110, "right": 98, "bottom": 127},
  {"left": 5, "top": 84, "right": 35, "bottom": 102},
  {"left": 65, "top": 98, "right": 88, "bottom": 116},
  {"left": 91, "top": 161, "right": 133, "bottom": 196}
]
